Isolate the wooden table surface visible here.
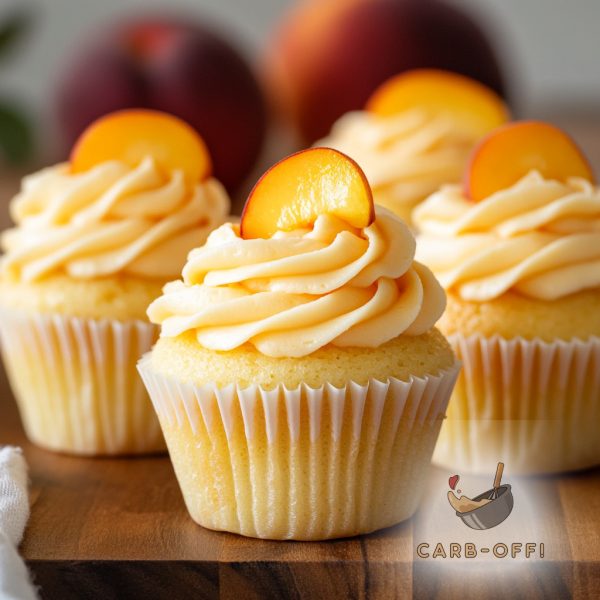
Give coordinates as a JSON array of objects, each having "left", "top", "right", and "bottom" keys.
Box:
[{"left": 1, "top": 356, "right": 599, "bottom": 599}]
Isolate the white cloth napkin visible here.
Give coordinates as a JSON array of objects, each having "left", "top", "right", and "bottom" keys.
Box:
[{"left": 0, "top": 447, "right": 37, "bottom": 600}]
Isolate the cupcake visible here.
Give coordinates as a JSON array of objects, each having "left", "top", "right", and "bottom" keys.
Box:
[
  {"left": 318, "top": 69, "right": 508, "bottom": 225},
  {"left": 0, "top": 109, "right": 230, "bottom": 455},
  {"left": 413, "top": 121, "right": 600, "bottom": 474},
  {"left": 138, "top": 147, "right": 459, "bottom": 540}
]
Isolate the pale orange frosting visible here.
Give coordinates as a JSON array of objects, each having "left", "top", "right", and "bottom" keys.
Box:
[
  {"left": 414, "top": 170, "right": 600, "bottom": 301},
  {"left": 147, "top": 208, "right": 446, "bottom": 358},
  {"left": 1, "top": 157, "right": 230, "bottom": 281}
]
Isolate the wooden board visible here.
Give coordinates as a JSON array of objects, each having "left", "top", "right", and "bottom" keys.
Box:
[{"left": 1, "top": 360, "right": 599, "bottom": 600}]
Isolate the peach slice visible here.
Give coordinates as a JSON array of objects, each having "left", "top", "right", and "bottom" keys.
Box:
[
  {"left": 466, "top": 121, "right": 595, "bottom": 202},
  {"left": 240, "top": 147, "right": 374, "bottom": 239},
  {"left": 366, "top": 69, "right": 509, "bottom": 138},
  {"left": 70, "top": 109, "right": 212, "bottom": 182}
]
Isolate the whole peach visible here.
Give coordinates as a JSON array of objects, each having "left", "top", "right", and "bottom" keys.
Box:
[
  {"left": 57, "top": 17, "right": 267, "bottom": 192},
  {"left": 264, "top": 0, "right": 508, "bottom": 143}
]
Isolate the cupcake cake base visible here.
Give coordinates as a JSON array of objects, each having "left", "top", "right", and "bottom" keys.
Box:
[{"left": 138, "top": 331, "right": 459, "bottom": 540}]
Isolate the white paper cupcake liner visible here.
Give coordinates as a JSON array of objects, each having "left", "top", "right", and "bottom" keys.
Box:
[
  {"left": 433, "top": 334, "right": 600, "bottom": 474},
  {"left": 0, "top": 307, "right": 164, "bottom": 456},
  {"left": 138, "top": 355, "right": 460, "bottom": 540}
]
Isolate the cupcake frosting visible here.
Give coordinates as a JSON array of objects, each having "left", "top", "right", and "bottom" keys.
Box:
[
  {"left": 147, "top": 208, "right": 446, "bottom": 357},
  {"left": 318, "top": 109, "right": 476, "bottom": 217},
  {"left": 1, "top": 157, "right": 229, "bottom": 281},
  {"left": 414, "top": 170, "right": 600, "bottom": 301}
]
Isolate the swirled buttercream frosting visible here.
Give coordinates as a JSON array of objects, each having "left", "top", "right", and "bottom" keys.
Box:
[
  {"left": 147, "top": 208, "right": 446, "bottom": 357},
  {"left": 318, "top": 109, "right": 477, "bottom": 220},
  {"left": 413, "top": 170, "right": 600, "bottom": 301},
  {"left": 1, "top": 157, "right": 229, "bottom": 281}
]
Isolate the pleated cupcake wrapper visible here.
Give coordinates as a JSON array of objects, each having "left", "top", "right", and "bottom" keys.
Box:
[
  {"left": 433, "top": 334, "right": 600, "bottom": 474},
  {"left": 0, "top": 307, "right": 165, "bottom": 456},
  {"left": 138, "top": 355, "right": 460, "bottom": 540}
]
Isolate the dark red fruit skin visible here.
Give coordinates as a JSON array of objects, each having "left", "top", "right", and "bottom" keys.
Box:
[
  {"left": 56, "top": 17, "right": 267, "bottom": 192},
  {"left": 269, "top": 0, "right": 508, "bottom": 143}
]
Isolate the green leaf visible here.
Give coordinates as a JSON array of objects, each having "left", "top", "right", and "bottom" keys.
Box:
[
  {"left": 0, "top": 101, "right": 33, "bottom": 164},
  {"left": 0, "top": 10, "right": 32, "bottom": 59}
]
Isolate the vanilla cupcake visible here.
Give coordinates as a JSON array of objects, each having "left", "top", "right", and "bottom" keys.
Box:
[
  {"left": 414, "top": 121, "right": 600, "bottom": 474},
  {"left": 139, "top": 148, "right": 459, "bottom": 540},
  {"left": 0, "top": 110, "right": 230, "bottom": 455},
  {"left": 319, "top": 69, "right": 508, "bottom": 225}
]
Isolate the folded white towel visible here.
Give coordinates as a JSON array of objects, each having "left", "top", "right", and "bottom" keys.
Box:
[{"left": 0, "top": 447, "right": 37, "bottom": 600}]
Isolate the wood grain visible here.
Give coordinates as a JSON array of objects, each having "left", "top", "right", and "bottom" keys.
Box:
[{"left": 0, "top": 356, "right": 598, "bottom": 599}]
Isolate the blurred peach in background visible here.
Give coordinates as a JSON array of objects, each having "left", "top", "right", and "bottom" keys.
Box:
[
  {"left": 264, "top": 0, "right": 506, "bottom": 143},
  {"left": 57, "top": 17, "right": 267, "bottom": 193}
]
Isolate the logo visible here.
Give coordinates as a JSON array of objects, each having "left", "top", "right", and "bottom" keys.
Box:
[
  {"left": 415, "top": 461, "right": 545, "bottom": 561},
  {"left": 447, "top": 462, "right": 514, "bottom": 530}
]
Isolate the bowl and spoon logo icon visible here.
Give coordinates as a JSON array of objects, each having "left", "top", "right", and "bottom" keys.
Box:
[{"left": 447, "top": 462, "right": 514, "bottom": 530}]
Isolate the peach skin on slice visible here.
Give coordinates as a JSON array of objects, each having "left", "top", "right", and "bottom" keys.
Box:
[
  {"left": 71, "top": 109, "right": 212, "bottom": 182},
  {"left": 366, "top": 69, "right": 509, "bottom": 138},
  {"left": 466, "top": 121, "right": 595, "bottom": 202},
  {"left": 240, "top": 147, "right": 374, "bottom": 239}
]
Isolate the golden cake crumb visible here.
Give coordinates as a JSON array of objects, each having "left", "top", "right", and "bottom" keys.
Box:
[
  {"left": 150, "top": 327, "right": 455, "bottom": 389},
  {"left": 439, "top": 289, "right": 600, "bottom": 341},
  {"left": 0, "top": 274, "right": 164, "bottom": 321}
]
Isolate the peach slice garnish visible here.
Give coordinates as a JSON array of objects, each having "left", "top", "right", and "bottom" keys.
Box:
[
  {"left": 240, "top": 147, "right": 374, "bottom": 239},
  {"left": 366, "top": 69, "right": 509, "bottom": 138},
  {"left": 70, "top": 109, "right": 212, "bottom": 182},
  {"left": 465, "top": 121, "right": 595, "bottom": 202}
]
